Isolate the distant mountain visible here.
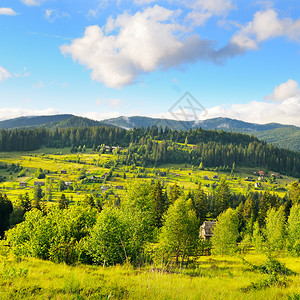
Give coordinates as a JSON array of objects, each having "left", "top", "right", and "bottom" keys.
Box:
[
  {"left": 104, "top": 116, "right": 300, "bottom": 151},
  {"left": 1, "top": 114, "right": 299, "bottom": 151},
  {"left": 0, "top": 115, "right": 111, "bottom": 130},
  {"left": 0, "top": 114, "right": 74, "bottom": 129}
]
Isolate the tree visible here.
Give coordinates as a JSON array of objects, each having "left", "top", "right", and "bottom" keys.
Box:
[
  {"left": 192, "top": 182, "right": 207, "bottom": 224},
  {"left": 287, "top": 204, "right": 300, "bottom": 255},
  {"left": 290, "top": 182, "right": 300, "bottom": 205},
  {"left": 264, "top": 206, "right": 286, "bottom": 252},
  {"left": 87, "top": 207, "right": 129, "bottom": 266},
  {"left": 169, "top": 182, "right": 181, "bottom": 205},
  {"left": 0, "top": 194, "right": 13, "bottom": 238},
  {"left": 32, "top": 185, "right": 44, "bottom": 210},
  {"left": 159, "top": 198, "right": 199, "bottom": 266},
  {"left": 152, "top": 180, "right": 167, "bottom": 228},
  {"left": 58, "top": 194, "right": 69, "bottom": 209},
  {"left": 215, "top": 178, "right": 232, "bottom": 215},
  {"left": 211, "top": 208, "right": 239, "bottom": 255}
]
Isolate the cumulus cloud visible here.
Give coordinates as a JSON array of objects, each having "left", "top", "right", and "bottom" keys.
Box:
[
  {"left": 21, "top": 0, "right": 45, "bottom": 6},
  {"left": 265, "top": 79, "right": 300, "bottom": 101},
  {"left": 81, "top": 111, "right": 122, "bottom": 121},
  {"left": 0, "top": 66, "right": 12, "bottom": 81},
  {"left": 0, "top": 8, "right": 17, "bottom": 16},
  {"left": 231, "top": 9, "right": 300, "bottom": 51},
  {"left": 0, "top": 108, "right": 60, "bottom": 121},
  {"left": 61, "top": 5, "right": 221, "bottom": 88}
]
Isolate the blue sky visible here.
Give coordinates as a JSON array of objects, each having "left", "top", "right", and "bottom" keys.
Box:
[{"left": 0, "top": 0, "right": 300, "bottom": 126}]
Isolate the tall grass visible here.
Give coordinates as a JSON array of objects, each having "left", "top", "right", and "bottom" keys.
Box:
[{"left": 0, "top": 254, "right": 299, "bottom": 299}]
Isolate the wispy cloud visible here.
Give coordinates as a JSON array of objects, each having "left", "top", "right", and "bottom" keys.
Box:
[
  {"left": 0, "top": 108, "right": 61, "bottom": 121},
  {"left": 44, "top": 9, "right": 70, "bottom": 22},
  {"left": 21, "top": 0, "right": 45, "bottom": 7},
  {"left": 0, "top": 66, "right": 12, "bottom": 81}
]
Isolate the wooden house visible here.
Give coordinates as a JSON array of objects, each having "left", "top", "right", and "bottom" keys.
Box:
[
  {"left": 200, "top": 221, "right": 216, "bottom": 241},
  {"left": 34, "top": 181, "right": 45, "bottom": 186}
]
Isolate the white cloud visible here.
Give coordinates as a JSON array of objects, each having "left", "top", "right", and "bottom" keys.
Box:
[
  {"left": 0, "top": 66, "right": 12, "bottom": 81},
  {"left": 61, "top": 5, "right": 218, "bottom": 88},
  {"left": 231, "top": 9, "right": 300, "bottom": 50},
  {"left": 14, "top": 67, "right": 30, "bottom": 78},
  {"left": 0, "top": 8, "right": 17, "bottom": 16},
  {"left": 21, "top": 0, "right": 45, "bottom": 6},
  {"left": 96, "top": 98, "right": 123, "bottom": 108},
  {"left": 185, "top": 0, "right": 235, "bottom": 26},
  {"left": 81, "top": 111, "right": 122, "bottom": 121},
  {"left": 0, "top": 108, "right": 60, "bottom": 121},
  {"left": 265, "top": 79, "right": 300, "bottom": 101}
]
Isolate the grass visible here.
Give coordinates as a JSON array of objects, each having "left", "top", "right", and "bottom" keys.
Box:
[
  {"left": 0, "top": 254, "right": 299, "bottom": 299},
  {"left": 0, "top": 147, "right": 297, "bottom": 204}
]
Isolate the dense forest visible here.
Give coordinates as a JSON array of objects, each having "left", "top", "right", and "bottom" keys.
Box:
[{"left": 0, "top": 126, "right": 300, "bottom": 177}]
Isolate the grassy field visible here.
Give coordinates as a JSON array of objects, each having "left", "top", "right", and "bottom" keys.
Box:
[
  {"left": 0, "top": 147, "right": 297, "bottom": 204},
  {"left": 0, "top": 253, "right": 299, "bottom": 299}
]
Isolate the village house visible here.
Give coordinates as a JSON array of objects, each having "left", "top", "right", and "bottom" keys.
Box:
[
  {"left": 200, "top": 221, "right": 216, "bottom": 241},
  {"left": 203, "top": 175, "right": 208, "bottom": 180},
  {"left": 255, "top": 182, "right": 261, "bottom": 188},
  {"left": 101, "top": 185, "right": 109, "bottom": 191},
  {"left": 61, "top": 170, "right": 67, "bottom": 174},
  {"left": 34, "top": 181, "right": 45, "bottom": 186},
  {"left": 245, "top": 176, "right": 253, "bottom": 181},
  {"left": 258, "top": 171, "right": 265, "bottom": 176},
  {"left": 115, "top": 185, "right": 124, "bottom": 190},
  {"left": 212, "top": 175, "right": 218, "bottom": 179},
  {"left": 65, "top": 181, "right": 72, "bottom": 186},
  {"left": 159, "top": 172, "right": 166, "bottom": 176},
  {"left": 19, "top": 182, "right": 27, "bottom": 188}
]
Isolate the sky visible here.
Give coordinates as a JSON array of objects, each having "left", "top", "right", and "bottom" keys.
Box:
[{"left": 1, "top": 0, "right": 300, "bottom": 126}]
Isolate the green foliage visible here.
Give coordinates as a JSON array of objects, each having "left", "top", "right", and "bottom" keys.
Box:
[
  {"left": 6, "top": 206, "right": 97, "bottom": 264},
  {"left": 290, "top": 182, "right": 300, "bottom": 205},
  {"left": 287, "top": 204, "right": 300, "bottom": 256},
  {"left": 215, "top": 178, "right": 232, "bottom": 215},
  {"left": 86, "top": 207, "right": 129, "bottom": 266},
  {"left": 264, "top": 206, "right": 286, "bottom": 252},
  {"left": 0, "top": 194, "right": 13, "bottom": 238},
  {"left": 211, "top": 208, "right": 239, "bottom": 255},
  {"left": 158, "top": 198, "right": 199, "bottom": 266}
]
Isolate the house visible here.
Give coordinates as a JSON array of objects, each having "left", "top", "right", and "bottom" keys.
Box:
[
  {"left": 271, "top": 173, "right": 280, "bottom": 178},
  {"left": 101, "top": 185, "right": 109, "bottom": 191},
  {"left": 258, "top": 171, "right": 265, "bottom": 176},
  {"left": 61, "top": 170, "right": 67, "bottom": 174},
  {"left": 159, "top": 172, "right": 166, "bottom": 176},
  {"left": 255, "top": 182, "right": 261, "bottom": 188},
  {"left": 65, "top": 181, "right": 72, "bottom": 186},
  {"left": 200, "top": 221, "right": 216, "bottom": 241},
  {"left": 175, "top": 174, "right": 180, "bottom": 177},
  {"left": 203, "top": 175, "right": 208, "bottom": 180},
  {"left": 258, "top": 176, "right": 264, "bottom": 181},
  {"left": 34, "top": 181, "right": 45, "bottom": 186},
  {"left": 115, "top": 185, "right": 124, "bottom": 190},
  {"left": 212, "top": 175, "right": 218, "bottom": 179},
  {"left": 19, "top": 182, "right": 27, "bottom": 188},
  {"left": 105, "top": 146, "right": 111, "bottom": 151},
  {"left": 245, "top": 176, "right": 253, "bottom": 181}
]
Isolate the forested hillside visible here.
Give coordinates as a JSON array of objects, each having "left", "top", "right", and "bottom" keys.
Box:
[{"left": 0, "top": 126, "right": 299, "bottom": 177}]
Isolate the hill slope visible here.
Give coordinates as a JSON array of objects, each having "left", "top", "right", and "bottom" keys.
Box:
[{"left": 104, "top": 116, "right": 299, "bottom": 151}]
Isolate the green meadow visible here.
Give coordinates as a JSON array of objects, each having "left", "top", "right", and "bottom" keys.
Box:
[{"left": 0, "top": 253, "right": 299, "bottom": 299}]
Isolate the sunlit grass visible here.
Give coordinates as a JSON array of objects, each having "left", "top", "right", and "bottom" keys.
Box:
[{"left": 0, "top": 254, "right": 299, "bottom": 299}]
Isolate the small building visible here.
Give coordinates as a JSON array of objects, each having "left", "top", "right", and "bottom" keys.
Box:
[
  {"left": 245, "top": 176, "right": 253, "bottom": 181},
  {"left": 159, "top": 172, "right": 166, "bottom": 176},
  {"left": 175, "top": 174, "right": 180, "bottom": 177},
  {"left": 116, "top": 185, "right": 124, "bottom": 190},
  {"left": 105, "top": 146, "right": 111, "bottom": 151},
  {"left": 34, "top": 181, "right": 45, "bottom": 186},
  {"left": 65, "top": 181, "right": 72, "bottom": 186},
  {"left": 203, "top": 175, "right": 208, "bottom": 180},
  {"left": 271, "top": 173, "right": 280, "bottom": 178},
  {"left": 101, "top": 185, "right": 109, "bottom": 191},
  {"left": 258, "top": 176, "right": 264, "bottom": 181},
  {"left": 200, "top": 221, "right": 216, "bottom": 241},
  {"left": 255, "top": 182, "right": 261, "bottom": 188},
  {"left": 61, "top": 170, "right": 67, "bottom": 174},
  {"left": 212, "top": 175, "right": 218, "bottom": 179},
  {"left": 20, "top": 182, "right": 27, "bottom": 188},
  {"left": 258, "top": 171, "right": 265, "bottom": 176}
]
